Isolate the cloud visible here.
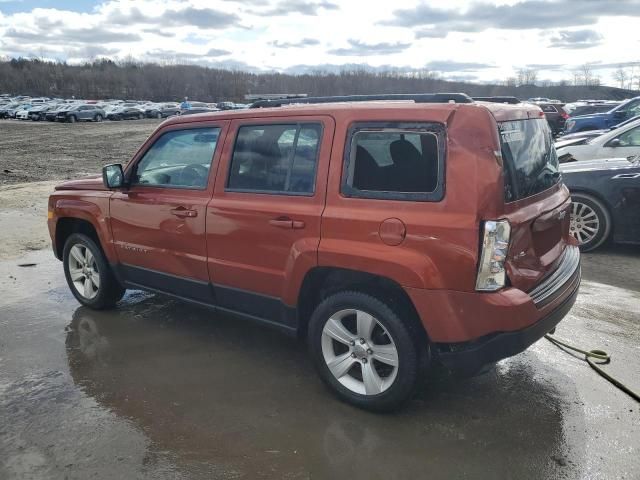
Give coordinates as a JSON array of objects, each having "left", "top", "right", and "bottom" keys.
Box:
[
  {"left": 384, "top": 0, "right": 640, "bottom": 33},
  {"left": 107, "top": 6, "right": 240, "bottom": 29},
  {"left": 549, "top": 29, "right": 603, "bottom": 49},
  {"left": 256, "top": 0, "right": 339, "bottom": 16},
  {"left": 5, "top": 27, "right": 141, "bottom": 44},
  {"left": 206, "top": 47, "right": 232, "bottom": 57},
  {"left": 424, "top": 60, "right": 494, "bottom": 72},
  {"left": 270, "top": 38, "right": 320, "bottom": 48},
  {"left": 328, "top": 39, "right": 411, "bottom": 56}
]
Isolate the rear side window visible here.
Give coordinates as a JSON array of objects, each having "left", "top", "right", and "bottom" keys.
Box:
[
  {"left": 227, "top": 123, "right": 322, "bottom": 195},
  {"left": 342, "top": 122, "right": 445, "bottom": 201},
  {"left": 541, "top": 105, "right": 558, "bottom": 113},
  {"left": 500, "top": 118, "right": 560, "bottom": 202}
]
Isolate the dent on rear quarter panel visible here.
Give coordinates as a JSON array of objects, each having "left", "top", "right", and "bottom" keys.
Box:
[{"left": 52, "top": 192, "right": 117, "bottom": 263}]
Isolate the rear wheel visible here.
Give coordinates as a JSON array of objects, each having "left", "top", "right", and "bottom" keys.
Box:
[
  {"left": 63, "top": 233, "right": 125, "bottom": 309},
  {"left": 570, "top": 193, "right": 611, "bottom": 251},
  {"left": 138, "top": 113, "right": 144, "bottom": 120},
  {"left": 68, "top": 115, "right": 77, "bottom": 123},
  {"left": 308, "top": 291, "right": 422, "bottom": 411},
  {"left": 94, "top": 114, "right": 103, "bottom": 122},
  {"left": 156, "top": 112, "right": 162, "bottom": 119}
]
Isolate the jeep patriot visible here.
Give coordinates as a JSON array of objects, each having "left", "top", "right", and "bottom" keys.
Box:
[{"left": 48, "top": 93, "right": 581, "bottom": 411}]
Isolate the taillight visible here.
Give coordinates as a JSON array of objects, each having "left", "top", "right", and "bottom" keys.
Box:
[
  {"left": 561, "top": 111, "right": 569, "bottom": 120},
  {"left": 476, "top": 220, "right": 511, "bottom": 291}
]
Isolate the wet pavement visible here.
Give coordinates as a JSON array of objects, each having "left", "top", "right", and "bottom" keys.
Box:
[{"left": 1, "top": 247, "right": 639, "bottom": 479}]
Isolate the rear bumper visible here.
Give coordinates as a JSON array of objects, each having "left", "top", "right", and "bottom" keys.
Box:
[
  {"left": 405, "top": 245, "right": 581, "bottom": 373},
  {"left": 436, "top": 268, "right": 579, "bottom": 374}
]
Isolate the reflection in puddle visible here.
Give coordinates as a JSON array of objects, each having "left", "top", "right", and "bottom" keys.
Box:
[{"left": 64, "top": 296, "right": 583, "bottom": 479}]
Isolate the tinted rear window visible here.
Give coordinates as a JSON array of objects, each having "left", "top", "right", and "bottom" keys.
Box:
[{"left": 500, "top": 118, "right": 560, "bottom": 202}]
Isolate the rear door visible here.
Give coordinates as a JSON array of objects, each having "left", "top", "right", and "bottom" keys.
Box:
[
  {"left": 499, "top": 118, "right": 572, "bottom": 291},
  {"left": 206, "top": 116, "right": 334, "bottom": 322}
]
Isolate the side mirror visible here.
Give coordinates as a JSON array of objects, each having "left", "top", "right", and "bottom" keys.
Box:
[
  {"left": 102, "top": 164, "right": 125, "bottom": 189},
  {"left": 608, "top": 138, "right": 621, "bottom": 148}
]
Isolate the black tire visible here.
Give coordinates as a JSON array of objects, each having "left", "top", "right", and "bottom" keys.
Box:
[
  {"left": 156, "top": 112, "right": 162, "bottom": 119},
  {"left": 308, "top": 291, "right": 422, "bottom": 412},
  {"left": 63, "top": 233, "right": 125, "bottom": 309},
  {"left": 570, "top": 192, "right": 611, "bottom": 252},
  {"left": 68, "top": 115, "right": 77, "bottom": 124},
  {"left": 94, "top": 114, "right": 103, "bottom": 122}
]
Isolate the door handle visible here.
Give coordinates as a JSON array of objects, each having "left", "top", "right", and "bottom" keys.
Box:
[
  {"left": 269, "top": 217, "right": 305, "bottom": 229},
  {"left": 170, "top": 207, "right": 198, "bottom": 218}
]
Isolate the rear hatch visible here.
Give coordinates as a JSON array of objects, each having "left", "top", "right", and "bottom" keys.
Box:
[{"left": 499, "top": 118, "right": 572, "bottom": 292}]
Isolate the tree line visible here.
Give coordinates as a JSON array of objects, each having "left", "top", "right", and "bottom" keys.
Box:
[{"left": 0, "top": 57, "right": 637, "bottom": 103}]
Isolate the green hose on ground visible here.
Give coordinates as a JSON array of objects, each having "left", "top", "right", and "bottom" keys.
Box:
[{"left": 544, "top": 334, "right": 640, "bottom": 403}]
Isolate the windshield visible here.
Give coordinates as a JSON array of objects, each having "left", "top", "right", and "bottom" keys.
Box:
[{"left": 500, "top": 118, "right": 560, "bottom": 202}]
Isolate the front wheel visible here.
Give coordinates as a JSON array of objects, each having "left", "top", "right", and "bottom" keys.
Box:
[
  {"left": 94, "top": 114, "right": 103, "bottom": 122},
  {"left": 63, "top": 233, "right": 125, "bottom": 309},
  {"left": 68, "top": 115, "right": 77, "bottom": 123},
  {"left": 308, "top": 291, "right": 422, "bottom": 411},
  {"left": 570, "top": 193, "right": 611, "bottom": 251}
]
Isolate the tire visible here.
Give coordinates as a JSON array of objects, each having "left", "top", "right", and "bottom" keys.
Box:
[
  {"left": 156, "top": 112, "right": 162, "bottom": 119},
  {"left": 68, "top": 115, "right": 77, "bottom": 124},
  {"left": 63, "top": 233, "right": 125, "bottom": 309},
  {"left": 138, "top": 113, "right": 144, "bottom": 120},
  {"left": 94, "top": 114, "right": 103, "bottom": 122},
  {"left": 570, "top": 192, "right": 611, "bottom": 252},
  {"left": 308, "top": 291, "right": 422, "bottom": 412}
]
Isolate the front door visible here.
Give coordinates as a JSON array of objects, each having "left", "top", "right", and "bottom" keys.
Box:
[
  {"left": 206, "top": 116, "right": 334, "bottom": 325},
  {"left": 110, "top": 121, "right": 228, "bottom": 301}
]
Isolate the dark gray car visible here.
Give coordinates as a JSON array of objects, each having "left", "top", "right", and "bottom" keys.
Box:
[{"left": 56, "top": 104, "right": 106, "bottom": 123}]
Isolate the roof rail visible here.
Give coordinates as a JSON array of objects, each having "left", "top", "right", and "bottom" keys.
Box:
[
  {"left": 472, "top": 96, "right": 521, "bottom": 104},
  {"left": 250, "top": 93, "right": 474, "bottom": 108}
]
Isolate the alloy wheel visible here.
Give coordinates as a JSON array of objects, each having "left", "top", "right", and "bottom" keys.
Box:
[
  {"left": 570, "top": 201, "right": 600, "bottom": 245},
  {"left": 68, "top": 244, "right": 100, "bottom": 299},
  {"left": 321, "top": 309, "right": 399, "bottom": 396}
]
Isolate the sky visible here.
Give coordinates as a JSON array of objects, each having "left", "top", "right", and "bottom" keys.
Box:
[{"left": 0, "top": 0, "right": 639, "bottom": 87}]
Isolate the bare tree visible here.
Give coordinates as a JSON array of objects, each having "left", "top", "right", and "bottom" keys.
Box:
[{"left": 613, "top": 67, "right": 628, "bottom": 89}]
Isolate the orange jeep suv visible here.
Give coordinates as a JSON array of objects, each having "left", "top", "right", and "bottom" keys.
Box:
[{"left": 48, "top": 93, "right": 580, "bottom": 411}]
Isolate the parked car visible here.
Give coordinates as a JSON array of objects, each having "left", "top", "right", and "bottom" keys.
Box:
[
  {"left": 107, "top": 106, "right": 145, "bottom": 120},
  {"left": 178, "top": 107, "right": 218, "bottom": 116},
  {"left": 0, "top": 102, "right": 21, "bottom": 118},
  {"left": 557, "top": 115, "right": 640, "bottom": 142},
  {"left": 537, "top": 102, "right": 568, "bottom": 135},
  {"left": 48, "top": 93, "right": 580, "bottom": 411},
  {"left": 564, "top": 96, "right": 640, "bottom": 134},
  {"left": 556, "top": 118, "right": 640, "bottom": 162},
  {"left": 561, "top": 156, "right": 640, "bottom": 251},
  {"left": 56, "top": 104, "right": 106, "bottom": 123},
  {"left": 26, "top": 103, "right": 58, "bottom": 121},
  {"left": 146, "top": 103, "right": 181, "bottom": 118},
  {"left": 46, "top": 104, "right": 71, "bottom": 121},
  {"left": 6, "top": 103, "right": 32, "bottom": 118},
  {"left": 15, "top": 108, "right": 30, "bottom": 120}
]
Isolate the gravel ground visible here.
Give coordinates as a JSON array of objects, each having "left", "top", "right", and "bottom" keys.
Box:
[{"left": 0, "top": 119, "right": 159, "bottom": 185}]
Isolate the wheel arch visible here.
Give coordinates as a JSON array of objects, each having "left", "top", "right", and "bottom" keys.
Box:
[
  {"left": 296, "top": 267, "right": 428, "bottom": 344},
  {"left": 55, "top": 217, "right": 102, "bottom": 260}
]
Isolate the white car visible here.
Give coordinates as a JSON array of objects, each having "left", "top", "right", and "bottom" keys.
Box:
[
  {"left": 556, "top": 118, "right": 640, "bottom": 162},
  {"left": 15, "top": 109, "right": 30, "bottom": 120}
]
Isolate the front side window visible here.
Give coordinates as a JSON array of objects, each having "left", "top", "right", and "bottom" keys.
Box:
[
  {"left": 500, "top": 118, "right": 560, "bottom": 202},
  {"left": 616, "top": 126, "right": 640, "bottom": 147},
  {"left": 132, "top": 128, "right": 220, "bottom": 189},
  {"left": 227, "top": 123, "right": 321, "bottom": 195},
  {"left": 342, "top": 123, "right": 444, "bottom": 201}
]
